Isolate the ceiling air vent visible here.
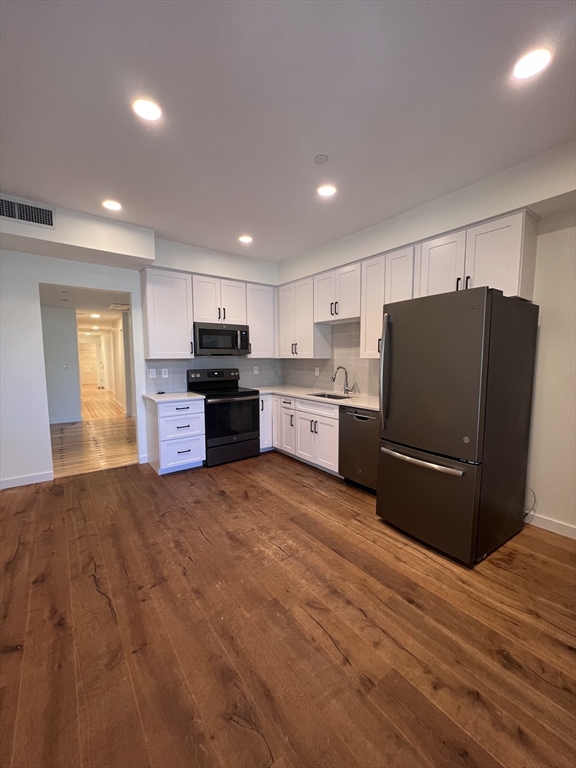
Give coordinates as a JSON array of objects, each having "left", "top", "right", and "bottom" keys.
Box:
[
  {"left": 0, "top": 196, "right": 55, "bottom": 227},
  {"left": 108, "top": 303, "right": 131, "bottom": 311},
  {"left": 0, "top": 198, "right": 17, "bottom": 219}
]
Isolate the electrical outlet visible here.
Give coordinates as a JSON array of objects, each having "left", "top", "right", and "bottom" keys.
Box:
[
  {"left": 149, "top": 368, "right": 156, "bottom": 378},
  {"left": 315, "top": 367, "right": 320, "bottom": 376},
  {"left": 162, "top": 368, "right": 169, "bottom": 378},
  {"left": 253, "top": 366, "right": 258, "bottom": 374}
]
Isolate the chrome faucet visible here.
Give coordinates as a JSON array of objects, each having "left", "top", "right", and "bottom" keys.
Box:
[{"left": 332, "top": 366, "right": 353, "bottom": 394}]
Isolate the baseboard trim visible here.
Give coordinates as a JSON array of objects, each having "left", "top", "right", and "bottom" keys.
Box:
[
  {"left": 528, "top": 514, "right": 576, "bottom": 540},
  {"left": 1, "top": 470, "right": 55, "bottom": 490},
  {"left": 50, "top": 416, "right": 82, "bottom": 424}
]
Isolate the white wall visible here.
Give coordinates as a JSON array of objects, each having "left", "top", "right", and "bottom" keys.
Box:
[
  {"left": 112, "top": 316, "right": 127, "bottom": 410},
  {"left": 40, "top": 306, "right": 82, "bottom": 424},
  {"left": 0, "top": 249, "right": 148, "bottom": 489},
  {"left": 100, "top": 332, "right": 115, "bottom": 393},
  {"left": 279, "top": 141, "right": 576, "bottom": 284},
  {"left": 526, "top": 210, "right": 576, "bottom": 539},
  {"left": 0, "top": 206, "right": 155, "bottom": 269},
  {"left": 79, "top": 342, "right": 98, "bottom": 385},
  {"left": 154, "top": 238, "right": 278, "bottom": 284}
]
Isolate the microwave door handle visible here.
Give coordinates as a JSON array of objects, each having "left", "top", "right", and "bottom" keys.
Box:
[{"left": 237, "top": 330, "right": 241, "bottom": 350}]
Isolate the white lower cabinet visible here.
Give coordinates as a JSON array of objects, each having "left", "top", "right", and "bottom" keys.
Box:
[
  {"left": 272, "top": 395, "right": 339, "bottom": 473},
  {"left": 259, "top": 394, "right": 273, "bottom": 451},
  {"left": 295, "top": 399, "right": 339, "bottom": 472},
  {"left": 144, "top": 397, "right": 205, "bottom": 475},
  {"left": 272, "top": 396, "right": 295, "bottom": 454}
]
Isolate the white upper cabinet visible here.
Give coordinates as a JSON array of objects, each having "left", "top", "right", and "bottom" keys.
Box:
[
  {"left": 246, "top": 283, "right": 275, "bottom": 358},
  {"left": 220, "top": 279, "right": 247, "bottom": 324},
  {"left": 360, "top": 246, "right": 415, "bottom": 359},
  {"left": 142, "top": 268, "right": 194, "bottom": 359},
  {"left": 314, "top": 263, "right": 361, "bottom": 322},
  {"left": 416, "top": 231, "right": 467, "bottom": 298},
  {"left": 464, "top": 212, "right": 537, "bottom": 299},
  {"left": 416, "top": 211, "right": 537, "bottom": 300},
  {"left": 278, "top": 283, "right": 296, "bottom": 358},
  {"left": 192, "top": 275, "right": 246, "bottom": 324},
  {"left": 279, "top": 278, "right": 331, "bottom": 358},
  {"left": 360, "top": 254, "right": 385, "bottom": 359},
  {"left": 384, "top": 245, "right": 416, "bottom": 304}
]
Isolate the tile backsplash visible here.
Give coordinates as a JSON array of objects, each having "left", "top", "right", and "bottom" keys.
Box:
[
  {"left": 145, "top": 322, "right": 378, "bottom": 395},
  {"left": 282, "top": 321, "right": 379, "bottom": 396},
  {"left": 145, "top": 356, "right": 283, "bottom": 393}
]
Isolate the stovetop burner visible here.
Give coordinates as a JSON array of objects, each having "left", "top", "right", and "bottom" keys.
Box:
[{"left": 186, "top": 368, "right": 258, "bottom": 399}]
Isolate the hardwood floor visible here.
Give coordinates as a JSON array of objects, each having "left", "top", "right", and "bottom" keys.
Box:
[
  {"left": 1, "top": 452, "right": 574, "bottom": 768},
  {"left": 81, "top": 384, "right": 126, "bottom": 420},
  {"left": 50, "top": 386, "right": 137, "bottom": 478}
]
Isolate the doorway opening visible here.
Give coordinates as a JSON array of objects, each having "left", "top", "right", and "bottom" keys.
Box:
[{"left": 39, "top": 283, "right": 137, "bottom": 477}]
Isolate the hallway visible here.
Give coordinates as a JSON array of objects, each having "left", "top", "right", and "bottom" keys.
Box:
[{"left": 50, "top": 385, "right": 137, "bottom": 477}]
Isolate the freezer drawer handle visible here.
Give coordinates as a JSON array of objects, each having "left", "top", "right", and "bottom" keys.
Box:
[{"left": 380, "top": 447, "right": 464, "bottom": 477}]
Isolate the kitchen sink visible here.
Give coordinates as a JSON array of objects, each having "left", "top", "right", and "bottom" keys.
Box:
[{"left": 307, "top": 393, "right": 351, "bottom": 400}]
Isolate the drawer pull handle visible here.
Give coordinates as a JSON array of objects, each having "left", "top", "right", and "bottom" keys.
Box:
[
  {"left": 176, "top": 425, "right": 190, "bottom": 429},
  {"left": 282, "top": 400, "right": 292, "bottom": 404},
  {"left": 177, "top": 449, "right": 191, "bottom": 454},
  {"left": 176, "top": 406, "right": 190, "bottom": 410}
]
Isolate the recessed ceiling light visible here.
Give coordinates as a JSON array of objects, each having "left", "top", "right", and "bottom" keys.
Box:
[
  {"left": 92, "top": 326, "right": 100, "bottom": 330},
  {"left": 238, "top": 235, "right": 253, "bottom": 243},
  {"left": 318, "top": 184, "right": 337, "bottom": 197},
  {"left": 85, "top": 332, "right": 91, "bottom": 336},
  {"left": 102, "top": 199, "right": 122, "bottom": 211},
  {"left": 513, "top": 48, "right": 552, "bottom": 79},
  {"left": 90, "top": 314, "right": 101, "bottom": 318},
  {"left": 132, "top": 98, "right": 162, "bottom": 121}
]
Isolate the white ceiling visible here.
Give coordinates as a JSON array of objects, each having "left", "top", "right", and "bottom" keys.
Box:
[
  {"left": 39, "top": 284, "right": 130, "bottom": 331},
  {"left": 1, "top": 1, "right": 574, "bottom": 263}
]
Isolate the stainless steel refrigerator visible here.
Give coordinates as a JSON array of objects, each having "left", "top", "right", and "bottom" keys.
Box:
[{"left": 376, "top": 287, "right": 539, "bottom": 566}]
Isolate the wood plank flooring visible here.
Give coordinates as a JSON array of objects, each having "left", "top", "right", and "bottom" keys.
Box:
[
  {"left": 1, "top": 451, "right": 575, "bottom": 768},
  {"left": 50, "top": 386, "right": 137, "bottom": 478},
  {"left": 81, "top": 384, "right": 125, "bottom": 420}
]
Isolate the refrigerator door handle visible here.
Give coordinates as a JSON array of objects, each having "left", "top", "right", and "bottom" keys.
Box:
[
  {"left": 380, "top": 447, "right": 464, "bottom": 477},
  {"left": 379, "top": 312, "right": 390, "bottom": 430}
]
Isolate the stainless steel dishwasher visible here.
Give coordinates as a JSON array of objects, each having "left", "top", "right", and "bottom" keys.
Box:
[{"left": 339, "top": 406, "right": 379, "bottom": 491}]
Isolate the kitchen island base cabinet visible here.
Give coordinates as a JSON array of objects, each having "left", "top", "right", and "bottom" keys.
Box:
[{"left": 144, "top": 397, "right": 205, "bottom": 475}]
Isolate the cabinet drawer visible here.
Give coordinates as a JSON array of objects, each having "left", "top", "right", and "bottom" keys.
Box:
[
  {"left": 160, "top": 435, "right": 206, "bottom": 468},
  {"left": 157, "top": 399, "right": 204, "bottom": 418},
  {"left": 296, "top": 398, "right": 339, "bottom": 420},
  {"left": 160, "top": 413, "right": 204, "bottom": 441},
  {"left": 278, "top": 396, "right": 294, "bottom": 409}
]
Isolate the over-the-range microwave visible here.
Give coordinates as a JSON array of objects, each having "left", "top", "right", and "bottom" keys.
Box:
[{"left": 193, "top": 322, "right": 250, "bottom": 356}]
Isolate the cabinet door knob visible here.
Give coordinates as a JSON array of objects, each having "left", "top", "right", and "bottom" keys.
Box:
[
  {"left": 218, "top": 307, "right": 221, "bottom": 320},
  {"left": 290, "top": 414, "right": 294, "bottom": 427},
  {"left": 330, "top": 302, "right": 334, "bottom": 315},
  {"left": 314, "top": 420, "right": 318, "bottom": 433},
  {"left": 456, "top": 277, "right": 461, "bottom": 291},
  {"left": 335, "top": 301, "right": 339, "bottom": 315},
  {"left": 378, "top": 338, "right": 382, "bottom": 353},
  {"left": 223, "top": 307, "right": 226, "bottom": 320},
  {"left": 465, "top": 276, "right": 471, "bottom": 289},
  {"left": 310, "top": 419, "right": 314, "bottom": 433},
  {"left": 294, "top": 343, "right": 298, "bottom": 355}
]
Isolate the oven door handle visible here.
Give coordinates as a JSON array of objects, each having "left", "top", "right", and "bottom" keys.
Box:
[{"left": 205, "top": 395, "right": 259, "bottom": 405}]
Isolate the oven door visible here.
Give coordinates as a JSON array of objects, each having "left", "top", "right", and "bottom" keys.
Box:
[{"left": 205, "top": 395, "right": 260, "bottom": 447}]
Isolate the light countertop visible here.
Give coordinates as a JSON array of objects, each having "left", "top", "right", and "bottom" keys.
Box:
[
  {"left": 143, "top": 392, "right": 205, "bottom": 403},
  {"left": 143, "top": 385, "right": 379, "bottom": 411},
  {"left": 257, "top": 385, "right": 379, "bottom": 411}
]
